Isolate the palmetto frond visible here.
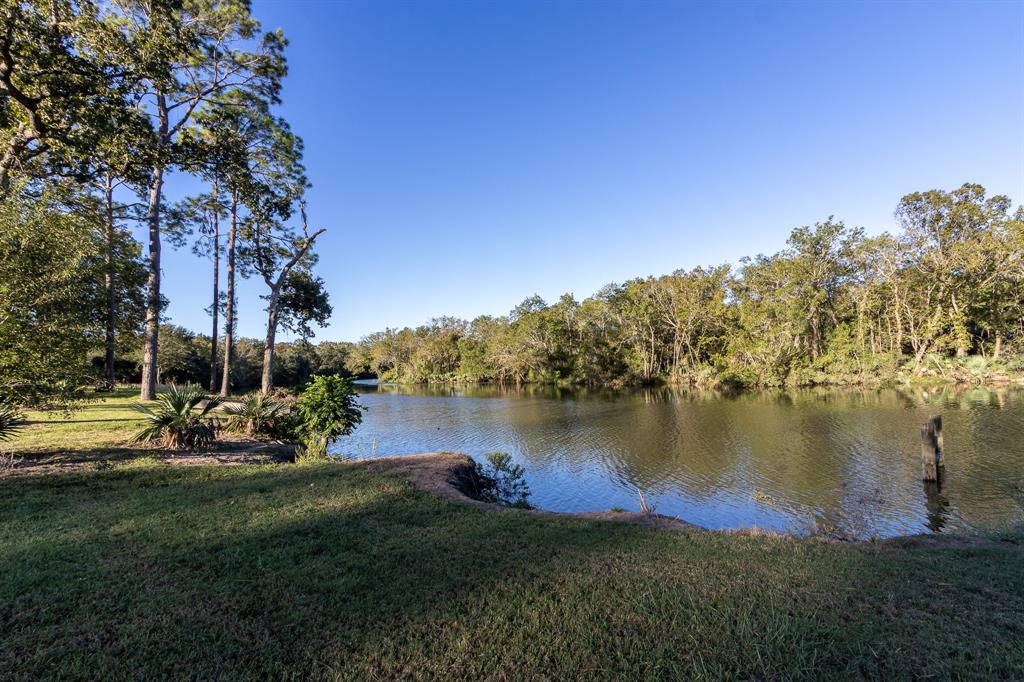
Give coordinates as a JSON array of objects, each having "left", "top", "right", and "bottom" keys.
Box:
[
  {"left": 0, "top": 402, "right": 27, "bottom": 442},
  {"left": 223, "top": 392, "right": 290, "bottom": 438},
  {"left": 132, "top": 384, "right": 221, "bottom": 450}
]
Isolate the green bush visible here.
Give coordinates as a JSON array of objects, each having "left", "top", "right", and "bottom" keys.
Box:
[
  {"left": 294, "top": 375, "right": 364, "bottom": 460},
  {"left": 473, "top": 452, "right": 532, "bottom": 508},
  {"left": 132, "top": 384, "right": 222, "bottom": 450}
]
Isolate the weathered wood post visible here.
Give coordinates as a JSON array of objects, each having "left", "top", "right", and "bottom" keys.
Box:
[
  {"left": 920, "top": 415, "right": 943, "bottom": 481},
  {"left": 923, "top": 480, "right": 949, "bottom": 533}
]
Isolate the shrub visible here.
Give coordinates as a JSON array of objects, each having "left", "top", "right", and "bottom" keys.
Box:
[
  {"left": 473, "top": 452, "right": 532, "bottom": 508},
  {"left": 294, "top": 375, "right": 364, "bottom": 460},
  {"left": 132, "top": 384, "right": 222, "bottom": 450},
  {"left": 223, "top": 393, "right": 293, "bottom": 440},
  {"left": 0, "top": 401, "right": 26, "bottom": 442}
]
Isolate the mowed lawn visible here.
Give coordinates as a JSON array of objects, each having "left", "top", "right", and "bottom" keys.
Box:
[
  {"left": 8, "top": 389, "right": 148, "bottom": 454},
  {"left": 1, "top": 457, "right": 1023, "bottom": 680}
]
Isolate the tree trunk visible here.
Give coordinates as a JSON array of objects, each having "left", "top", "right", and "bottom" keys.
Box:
[
  {"left": 255, "top": 216, "right": 325, "bottom": 395},
  {"left": 140, "top": 97, "right": 168, "bottom": 401},
  {"left": 103, "top": 173, "right": 116, "bottom": 387},
  {"left": 208, "top": 179, "right": 220, "bottom": 391},
  {"left": 951, "top": 292, "right": 967, "bottom": 358},
  {"left": 219, "top": 191, "right": 238, "bottom": 397},
  {"left": 261, "top": 286, "right": 281, "bottom": 394},
  {"left": 0, "top": 126, "right": 36, "bottom": 196},
  {"left": 139, "top": 162, "right": 164, "bottom": 401},
  {"left": 994, "top": 331, "right": 1002, "bottom": 359}
]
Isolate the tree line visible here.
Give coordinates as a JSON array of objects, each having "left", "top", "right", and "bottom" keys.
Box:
[
  {"left": 347, "top": 183, "right": 1023, "bottom": 388},
  {"left": 99, "top": 325, "right": 354, "bottom": 392},
  {"left": 0, "top": 0, "right": 333, "bottom": 409}
]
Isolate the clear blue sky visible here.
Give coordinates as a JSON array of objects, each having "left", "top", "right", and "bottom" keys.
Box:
[{"left": 155, "top": 0, "right": 1024, "bottom": 343}]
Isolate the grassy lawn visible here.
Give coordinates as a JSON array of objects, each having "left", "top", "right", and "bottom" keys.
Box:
[
  {"left": 1, "top": 459, "right": 1022, "bottom": 680},
  {"left": 7, "top": 389, "right": 148, "bottom": 454},
  {"left": 7, "top": 390, "right": 254, "bottom": 463}
]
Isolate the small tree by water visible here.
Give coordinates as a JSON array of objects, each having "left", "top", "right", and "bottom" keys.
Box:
[
  {"left": 474, "top": 452, "right": 532, "bottom": 508},
  {"left": 295, "top": 375, "right": 364, "bottom": 461}
]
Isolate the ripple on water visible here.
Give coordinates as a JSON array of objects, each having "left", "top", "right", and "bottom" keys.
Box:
[{"left": 334, "top": 385, "right": 1024, "bottom": 538}]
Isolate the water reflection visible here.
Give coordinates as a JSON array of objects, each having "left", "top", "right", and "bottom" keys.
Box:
[
  {"left": 923, "top": 479, "right": 951, "bottom": 533},
  {"left": 335, "top": 383, "right": 1024, "bottom": 538}
]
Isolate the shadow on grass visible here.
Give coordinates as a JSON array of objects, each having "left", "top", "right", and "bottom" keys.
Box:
[
  {"left": 0, "top": 463, "right": 1022, "bottom": 679},
  {"left": 8, "top": 441, "right": 291, "bottom": 471},
  {"left": 89, "top": 387, "right": 141, "bottom": 399},
  {"left": 24, "top": 418, "right": 142, "bottom": 424}
]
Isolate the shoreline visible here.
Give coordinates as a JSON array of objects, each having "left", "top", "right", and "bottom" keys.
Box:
[
  {"left": 359, "top": 374, "right": 1024, "bottom": 391},
  {"left": 341, "top": 452, "right": 1018, "bottom": 549},
  {"left": 4, "top": 438, "right": 1019, "bottom": 548}
]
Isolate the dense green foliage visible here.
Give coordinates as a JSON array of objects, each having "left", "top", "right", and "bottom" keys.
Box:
[
  {"left": 0, "top": 184, "right": 145, "bottom": 407},
  {"left": 294, "top": 374, "right": 364, "bottom": 459},
  {"left": 349, "top": 184, "right": 1023, "bottom": 388},
  {"left": 132, "top": 384, "right": 222, "bottom": 449},
  {"left": 1, "top": 461, "right": 1022, "bottom": 679},
  {"left": 103, "top": 326, "right": 355, "bottom": 391}
]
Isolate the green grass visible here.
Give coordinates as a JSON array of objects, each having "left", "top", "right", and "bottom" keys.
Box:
[
  {"left": 7, "top": 389, "right": 250, "bottom": 458},
  {"left": 1, "top": 461, "right": 1022, "bottom": 679},
  {"left": 7, "top": 389, "right": 148, "bottom": 453}
]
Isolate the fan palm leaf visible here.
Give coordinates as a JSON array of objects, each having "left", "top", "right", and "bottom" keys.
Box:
[
  {"left": 0, "top": 402, "right": 26, "bottom": 442},
  {"left": 132, "top": 384, "right": 223, "bottom": 450}
]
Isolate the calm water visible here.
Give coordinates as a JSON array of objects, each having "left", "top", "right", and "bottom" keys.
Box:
[{"left": 332, "top": 383, "right": 1024, "bottom": 538}]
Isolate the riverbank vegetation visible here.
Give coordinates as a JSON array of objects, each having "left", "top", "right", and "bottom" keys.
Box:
[
  {"left": 348, "top": 184, "right": 1023, "bottom": 388},
  {"left": 2, "top": 453, "right": 1022, "bottom": 679}
]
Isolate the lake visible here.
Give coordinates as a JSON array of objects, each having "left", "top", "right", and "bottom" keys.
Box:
[{"left": 331, "top": 383, "right": 1024, "bottom": 538}]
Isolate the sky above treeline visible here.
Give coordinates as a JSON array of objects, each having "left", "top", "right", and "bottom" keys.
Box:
[{"left": 154, "top": 0, "right": 1024, "bottom": 343}]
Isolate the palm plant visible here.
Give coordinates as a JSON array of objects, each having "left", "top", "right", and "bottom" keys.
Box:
[
  {"left": 0, "top": 401, "right": 27, "bottom": 442},
  {"left": 223, "top": 392, "right": 292, "bottom": 439},
  {"left": 132, "top": 385, "right": 223, "bottom": 449}
]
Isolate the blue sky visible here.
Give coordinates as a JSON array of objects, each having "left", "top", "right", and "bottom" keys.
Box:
[{"left": 153, "top": 0, "right": 1024, "bottom": 343}]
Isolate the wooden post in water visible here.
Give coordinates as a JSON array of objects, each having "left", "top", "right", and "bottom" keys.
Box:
[{"left": 920, "top": 415, "right": 943, "bottom": 481}]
